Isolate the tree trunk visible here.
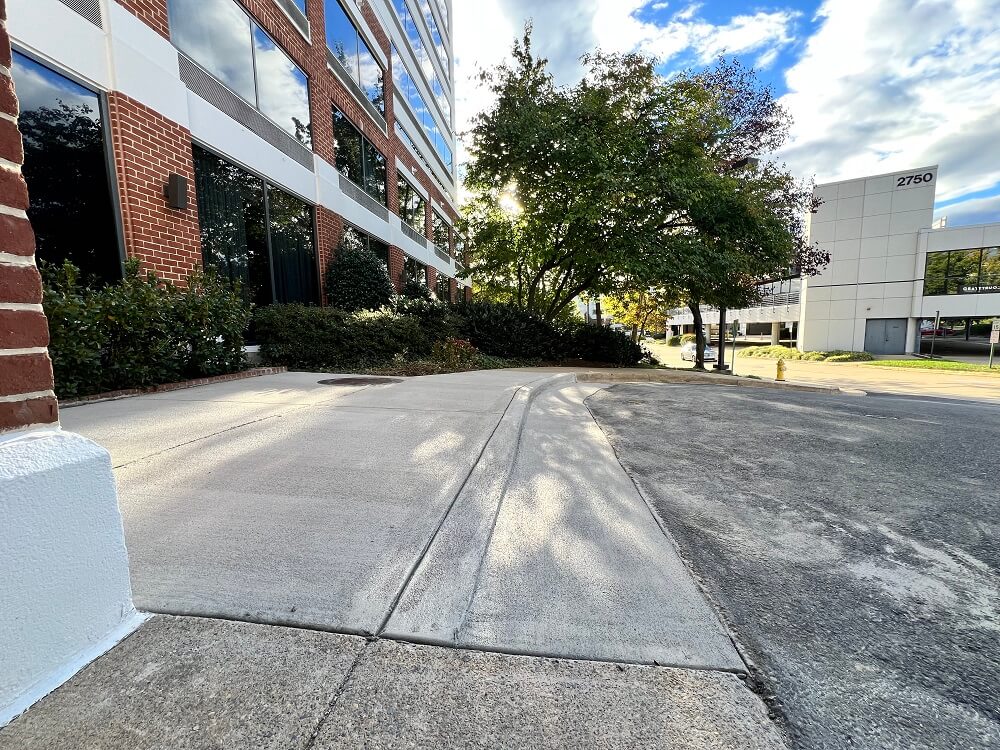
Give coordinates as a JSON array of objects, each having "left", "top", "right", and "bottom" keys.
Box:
[
  {"left": 594, "top": 299, "right": 603, "bottom": 326},
  {"left": 689, "top": 301, "right": 706, "bottom": 370},
  {"left": 631, "top": 324, "right": 639, "bottom": 342}
]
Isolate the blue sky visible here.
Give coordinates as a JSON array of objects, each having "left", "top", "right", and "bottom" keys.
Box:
[{"left": 454, "top": 0, "right": 1000, "bottom": 227}]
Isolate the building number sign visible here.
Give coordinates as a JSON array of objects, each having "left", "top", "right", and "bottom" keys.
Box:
[{"left": 896, "top": 172, "right": 935, "bottom": 188}]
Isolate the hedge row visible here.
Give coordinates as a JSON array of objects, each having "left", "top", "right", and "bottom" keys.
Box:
[
  {"left": 739, "top": 345, "right": 874, "bottom": 362},
  {"left": 43, "top": 261, "right": 250, "bottom": 398},
  {"left": 254, "top": 300, "right": 645, "bottom": 370}
]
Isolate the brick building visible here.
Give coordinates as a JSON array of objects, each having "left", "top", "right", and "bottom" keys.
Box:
[{"left": 7, "top": 0, "right": 467, "bottom": 314}]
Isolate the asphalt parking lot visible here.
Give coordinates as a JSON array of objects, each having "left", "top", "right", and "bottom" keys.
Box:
[{"left": 588, "top": 384, "right": 1000, "bottom": 750}]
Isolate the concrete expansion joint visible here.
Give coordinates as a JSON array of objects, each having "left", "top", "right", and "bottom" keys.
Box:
[{"left": 302, "top": 640, "right": 374, "bottom": 750}]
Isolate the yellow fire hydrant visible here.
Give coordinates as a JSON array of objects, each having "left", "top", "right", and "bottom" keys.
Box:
[{"left": 776, "top": 359, "right": 786, "bottom": 382}]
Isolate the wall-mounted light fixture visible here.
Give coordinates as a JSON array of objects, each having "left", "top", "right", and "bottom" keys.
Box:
[{"left": 164, "top": 173, "right": 189, "bottom": 210}]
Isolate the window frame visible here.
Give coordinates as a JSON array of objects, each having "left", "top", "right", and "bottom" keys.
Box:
[
  {"left": 324, "top": 0, "right": 386, "bottom": 118},
  {"left": 12, "top": 47, "right": 127, "bottom": 280},
  {"left": 923, "top": 247, "right": 1000, "bottom": 296},
  {"left": 333, "top": 106, "right": 388, "bottom": 206}
]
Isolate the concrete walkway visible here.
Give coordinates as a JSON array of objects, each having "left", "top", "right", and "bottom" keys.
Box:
[{"left": 0, "top": 371, "right": 783, "bottom": 748}]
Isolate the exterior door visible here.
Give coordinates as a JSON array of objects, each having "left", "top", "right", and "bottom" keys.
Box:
[{"left": 864, "top": 318, "right": 907, "bottom": 355}]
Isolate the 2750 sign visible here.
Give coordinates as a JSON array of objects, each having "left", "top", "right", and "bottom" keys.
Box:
[{"left": 896, "top": 172, "right": 934, "bottom": 188}]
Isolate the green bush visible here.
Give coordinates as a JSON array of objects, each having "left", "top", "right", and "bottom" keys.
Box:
[
  {"left": 457, "top": 301, "right": 565, "bottom": 360},
  {"left": 562, "top": 321, "right": 645, "bottom": 366},
  {"left": 254, "top": 304, "right": 428, "bottom": 370},
  {"left": 666, "top": 335, "right": 682, "bottom": 346},
  {"left": 392, "top": 297, "right": 460, "bottom": 345},
  {"left": 324, "top": 242, "right": 395, "bottom": 312},
  {"left": 738, "top": 345, "right": 873, "bottom": 362},
  {"left": 401, "top": 278, "right": 434, "bottom": 301},
  {"left": 680, "top": 333, "right": 697, "bottom": 344},
  {"left": 43, "top": 260, "right": 250, "bottom": 398}
]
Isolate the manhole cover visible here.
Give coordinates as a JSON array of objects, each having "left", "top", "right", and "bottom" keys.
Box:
[{"left": 317, "top": 377, "right": 402, "bottom": 386}]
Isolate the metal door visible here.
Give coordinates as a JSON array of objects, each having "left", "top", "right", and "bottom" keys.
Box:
[{"left": 864, "top": 318, "right": 906, "bottom": 355}]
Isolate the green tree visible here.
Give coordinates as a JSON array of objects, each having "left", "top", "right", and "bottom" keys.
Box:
[
  {"left": 324, "top": 235, "right": 394, "bottom": 312},
  {"left": 603, "top": 287, "right": 677, "bottom": 342}
]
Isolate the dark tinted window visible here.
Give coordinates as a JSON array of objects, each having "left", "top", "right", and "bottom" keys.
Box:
[
  {"left": 333, "top": 107, "right": 386, "bottom": 205},
  {"left": 924, "top": 247, "right": 1000, "bottom": 295},
  {"left": 268, "top": 186, "right": 318, "bottom": 303},
  {"left": 435, "top": 273, "right": 450, "bottom": 300},
  {"left": 404, "top": 256, "right": 427, "bottom": 285},
  {"left": 432, "top": 210, "right": 450, "bottom": 249},
  {"left": 397, "top": 172, "right": 426, "bottom": 233},
  {"left": 13, "top": 52, "right": 120, "bottom": 283},
  {"left": 193, "top": 145, "right": 318, "bottom": 305}
]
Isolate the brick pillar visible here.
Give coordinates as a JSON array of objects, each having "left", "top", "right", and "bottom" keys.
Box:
[
  {"left": 388, "top": 246, "right": 404, "bottom": 292},
  {"left": 0, "top": 1, "right": 57, "bottom": 432}
]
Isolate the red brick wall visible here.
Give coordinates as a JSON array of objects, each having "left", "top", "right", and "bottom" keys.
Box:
[
  {"left": 0, "top": 0, "right": 58, "bottom": 431},
  {"left": 115, "top": 0, "right": 169, "bottom": 39},
  {"left": 107, "top": 92, "right": 202, "bottom": 283},
  {"left": 108, "top": 0, "right": 461, "bottom": 289}
]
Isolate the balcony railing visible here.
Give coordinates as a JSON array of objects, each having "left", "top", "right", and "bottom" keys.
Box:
[
  {"left": 401, "top": 221, "right": 427, "bottom": 247},
  {"left": 338, "top": 173, "right": 389, "bottom": 221}
]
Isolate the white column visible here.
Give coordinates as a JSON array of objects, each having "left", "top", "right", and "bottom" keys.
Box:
[
  {"left": 905, "top": 317, "right": 920, "bottom": 354},
  {"left": 770, "top": 322, "right": 781, "bottom": 345}
]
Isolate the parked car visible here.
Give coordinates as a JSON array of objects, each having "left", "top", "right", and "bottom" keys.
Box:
[
  {"left": 680, "top": 341, "right": 717, "bottom": 362},
  {"left": 920, "top": 326, "right": 953, "bottom": 337}
]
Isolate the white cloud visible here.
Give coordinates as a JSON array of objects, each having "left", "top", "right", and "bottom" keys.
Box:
[{"left": 776, "top": 0, "right": 1000, "bottom": 219}]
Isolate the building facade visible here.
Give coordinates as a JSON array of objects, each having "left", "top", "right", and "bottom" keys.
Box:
[
  {"left": 666, "top": 165, "right": 1000, "bottom": 355},
  {"left": 7, "top": 0, "right": 467, "bottom": 308}
]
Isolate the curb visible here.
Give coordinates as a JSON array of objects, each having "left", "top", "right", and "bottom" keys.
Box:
[{"left": 59, "top": 368, "right": 289, "bottom": 408}]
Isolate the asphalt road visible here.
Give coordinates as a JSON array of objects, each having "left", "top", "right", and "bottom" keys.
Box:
[{"left": 588, "top": 384, "right": 1000, "bottom": 750}]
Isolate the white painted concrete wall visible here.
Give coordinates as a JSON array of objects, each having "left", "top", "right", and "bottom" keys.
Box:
[
  {"left": 0, "top": 430, "right": 143, "bottom": 727},
  {"left": 800, "top": 166, "right": 937, "bottom": 352}
]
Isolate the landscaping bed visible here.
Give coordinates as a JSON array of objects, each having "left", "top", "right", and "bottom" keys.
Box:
[{"left": 738, "top": 345, "right": 874, "bottom": 362}]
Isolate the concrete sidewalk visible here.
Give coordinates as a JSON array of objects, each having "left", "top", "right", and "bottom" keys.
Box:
[{"left": 1, "top": 371, "right": 784, "bottom": 748}]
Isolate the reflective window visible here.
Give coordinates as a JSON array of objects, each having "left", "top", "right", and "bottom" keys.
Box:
[
  {"left": 292, "top": 0, "right": 306, "bottom": 11},
  {"left": 333, "top": 107, "right": 387, "bottom": 205},
  {"left": 252, "top": 26, "right": 312, "bottom": 147},
  {"left": 435, "top": 273, "right": 450, "bottom": 300},
  {"left": 924, "top": 248, "right": 1000, "bottom": 295},
  {"left": 168, "top": 0, "right": 255, "bottom": 102},
  {"left": 169, "top": 0, "right": 311, "bottom": 146},
  {"left": 392, "top": 47, "right": 452, "bottom": 169},
  {"left": 404, "top": 256, "right": 427, "bottom": 285},
  {"left": 193, "top": 145, "right": 318, "bottom": 305},
  {"left": 12, "top": 52, "right": 120, "bottom": 283},
  {"left": 389, "top": 2, "right": 451, "bottom": 118},
  {"left": 325, "top": 0, "right": 385, "bottom": 116},
  {"left": 342, "top": 224, "right": 389, "bottom": 267},
  {"left": 396, "top": 172, "right": 426, "bottom": 233},
  {"left": 432, "top": 210, "right": 450, "bottom": 251},
  {"left": 394, "top": 121, "right": 453, "bottom": 202}
]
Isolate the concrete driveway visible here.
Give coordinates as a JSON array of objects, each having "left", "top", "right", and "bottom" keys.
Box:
[{"left": 1, "top": 370, "right": 786, "bottom": 749}]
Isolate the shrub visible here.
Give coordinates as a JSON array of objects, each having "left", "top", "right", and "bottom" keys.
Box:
[
  {"left": 738, "top": 345, "right": 873, "bottom": 362},
  {"left": 666, "top": 335, "right": 682, "bottom": 346},
  {"left": 401, "top": 278, "right": 434, "bottom": 301},
  {"left": 43, "top": 260, "right": 250, "bottom": 398},
  {"left": 431, "top": 338, "right": 481, "bottom": 369},
  {"left": 562, "top": 321, "right": 645, "bottom": 366},
  {"left": 457, "top": 301, "right": 565, "bottom": 360},
  {"left": 680, "top": 333, "right": 697, "bottom": 344},
  {"left": 392, "top": 297, "right": 461, "bottom": 345},
  {"left": 324, "top": 242, "right": 394, "bottom": 312},
  {"left": 254, "top": 304, "right": 428, "bottom": 370}
]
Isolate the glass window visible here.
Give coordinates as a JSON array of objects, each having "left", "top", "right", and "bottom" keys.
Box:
[
  {"left": 333, "top": 107, "right": 386, "bottom": 205},
  {"left": 252, "top": 25, "right": 312, "bottom": 147},
  {"left": 923, "top": 248, "right": 1000, "bottom": 296},
  {"left": 432, "top": 210, "right": 450, "bottom": 250},
  {"left": 341, "top": 224, "right": 389, "bottom": 267},
  {"left": 404, "top": 256, "right": 427, "bottom": 285},
  {"left": 193, "top": 145, "right": 318, "bottom": 305},
  {"left": 981, "top": 248, "right": 1000, "bottom": 292},
  {"left": 169, "top": 0, "right": 310, "bottom": 145},
  {"left": 392, "top": 47, "right": 452, "bottom": 169},
  {"left": 292, "top": 0, "right": 306, "bottom": 12},
  {"left": 435, "top": 273, "right": 450, "bottom": 300},
  {"left": 325, "top": 0, "right": 385, "bottom": 116},
  {"left": 396, "top": 172, "right": 426, "bottom": 233},
  {"left": 168, "top": 0, "right": 255, "bottom": 102},
  {"left": 12, "top": 52, "right": 121, "bottom": 283},
  {"left": 193, "top": 145, "right": 271, "bottom": 306}
]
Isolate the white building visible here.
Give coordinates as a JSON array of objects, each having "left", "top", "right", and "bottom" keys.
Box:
[{"left": 666, "top": 166, "right": 1000, "bottom": 354}]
